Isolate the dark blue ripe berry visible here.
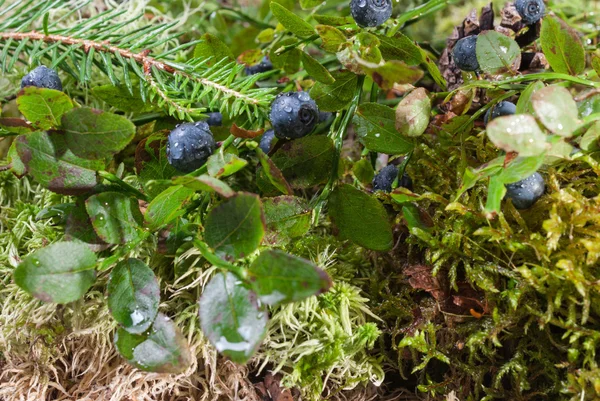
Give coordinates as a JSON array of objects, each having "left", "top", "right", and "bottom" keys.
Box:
[
  {"left": 166, "top": 122, "right": 216, "bottom": 173},
  {"left": 21, "top": 66, "right": 63, "bottom": 91},
  {"left": 515, "top": 0, "right": 545, "bottom": 25},
  {"left": 484, "top": 101, "right": 517, "bottom": 125},
  {"left": 372, "top": 165, "right": 413, "bottom": 193},
  {"left": 259, "top": 129, "right": 276, "bottom": 154},
  {"left": 270, "top": 91, "right": 319, "bottom": 140},
  {"left": 505, "top": 172, "right": 545, "bottom": 209},
  {"left": 245, "top": 57, "right": 273, "bottom": 75},
  {"left": 205, "top": 112, "right": 222, "bottom": 127},
  {"left": 350, "top": 0, "right": 392, "bottom": 28},
  {"left": 452, "top": 36, "right": 479, "bottom": 72}
]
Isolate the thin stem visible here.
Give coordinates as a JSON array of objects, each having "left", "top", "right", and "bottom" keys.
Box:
[
  {"left": 98, "top": 171, "right": 149, "bottom": 201},
  {"left": 463, "top": 72, "right": 600, "bottom": 90},
  {"left": 388, "top": 0, "right": 454, "bottom": 37},
  {"left": 194, "top": 239, "right": 248, "bottom": 280},
  {"left": 275, "top": 34, "right": 320, "bottom": 55}
]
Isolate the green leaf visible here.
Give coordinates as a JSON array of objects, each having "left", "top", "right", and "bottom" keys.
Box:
[
  {"left": 475, "top": 30, "right": 520, "bottom": 74},
  {"left": 173, "top": 175, "right": 235, "bottom": 198},
  {"left": 16, "top": 87, "right": 73, "bottom": 130},
  {"left": 0, "top": 117, "right": 35, "bottom": 134},
  {"left": 497, "top": 155, "right": 545, "bottom": 184},
  {"left": 15, "top": 131, "right": 102, "bottom": 195},
  {"left": 310, "top": 71, "right": 358, "bottom": 112},
  {"left": 64, "top": 199, "right": 108, "bottom": 252},
  {"left": 376, "top": 32, "right": 423, "bottom": 66},
  {"left": 193, "top": 33, "right": 235, "bottom": 66},
  {"left": 316, "top": 25, "right": 347, "bottom": 53},
  {"left": 7, "top": 141, "right": 26, "bottom": 176},
  {"left": 92, "top": 85, "right": 156, "bottom": 113},
  {"left": 352, "top": 158, "right": 375, "bottom": 184},
  {"left": 270, "top": 38, "right": 302, "bottom": 74},
  {"left": 236, "top": 49, "right": 264, "bottom": 66},
  {"left": 312, "top": 14, "right": 354, "bottom": 26},
  {"left": 516, "top": 81, "right": 545, "bottom": 114},
  {"left": 85, "top": 192, "right": 144, "bottom": 244},
  {"left": 145, "top": 185, "right": 195, "bottom": 231},
  {"left": 136, "top": 131, "right": 181, "bottom": 198},
  {"left": 263, "top": 196, "right": 311, "bottom": 244},
  {"left": 484, "top": 176, "right": 507, "bottom": 216},
  {"left": 62, "top": 107, "right": 136, "bottom": 160},
  {"left": 262, "top": 135, "right": 335, "bottom": 189},
  {"left": 531, "top": 86, "right": 580, "bottom": 137},
  {"left": 402, "top": 204, "right": 428, "bottom": 231},
  {"left": 14, "top": 241, "right": 97, "bottom": 304},
  {"left": 108, "top": 259, "right": 160, "bottom": 334},
  {"left": 364, "top": 60, "right": 424, "bottom": 90},
  {"left": 419, "top": 48, "right": 446, "bottom": 90},
  {"left": 204, "top": 193, "right": 266, "bottom": 260},
  {"left": 255, "top": 148, "right": 293, "bottom": 195},
  {"left": 248, "top": 250, "right": 332, "bottom": 305},
  {"left": 115, "top": 313, "right": 192, "bottom": 373},
  {"left": 581, "top": 121, "right": 600, "bottom": 152},
  {"left": 486, "top": 115, "right": 548, "bottom": 156},
  {"left": 328, "top": 184, "right": 393, "bottom": 251},
  {"left": 299, "top": 0, "right": 323, "bottom": 9},
  {"left": 395, "top": 88, "right": 431, "bottom": 137},
  {"left": 301, "top": 52, "right": 335, "bottom": 84},
  {"left": 354, "top": 102, "right": 415, "bottom": 154},
  {"left": 270, "top": 2, "right": 316, "bottom": 38},
  {"left": 454, "top": 156, "right": 504, "bottom": 200},
  {"left": 199, "top": 272, "right": 268, "bottom": 364},
  {"left": 592, "top": 56, "right": 600, "bottom": 78},
  {"left": 540, "top": 15, "right": 585, "bottom": 76},
  {"left": 207, "top": 149, "right": 248, "bottom": 178}
]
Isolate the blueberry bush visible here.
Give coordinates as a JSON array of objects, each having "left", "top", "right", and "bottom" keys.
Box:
[{"left": 1, "top": 0, "right": 600, "bottom": 400}]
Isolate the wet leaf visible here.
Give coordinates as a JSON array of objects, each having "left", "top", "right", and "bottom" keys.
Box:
[
  {"left": 312, "top": 14, "right": 354, "bottom": 26},
  {"left": 14, "top": 241, "right": 97, "bottom": 304},
  {"left": 108, "top": 259, "right": 160, "bottom": 334},
  {"left": 237, "top": 49, "right": 264, "bottom": 66},
  {"left": 540, "top": 15, "right": 585, "bottom": 76},
  {"left": 173, "top": 175, "right": 235, "bottom": 198},
  {"left": 270, "top": 2, "right": 316, "bottom": 38},
  {"left": 395, "top": 88, "right": 431, "bottom": 137},
  {"left": 376, "top": 32, "right": 423, "bottom": 66},
  {"left": 145, "top": 185, "right": 195, "bottom": 231},
  {"left": 16, "top": 87, "right": 73, "bottom": 130},
  {"left": 62, "top": 107, "right": 136, "bottom": 160},
  {"left": 64, "top": 199, "right": 108, "bottom": 252},
  {"left": 310, "top": 71, "right": 358, "bottom": 112},
  {"left": 15, "top": 131, "right": 102, "bottom": 195},
  {"left": 301, "top": 52, "right": 335, "bottom": 84},
  {"left": 255, "top": 148, "right": 293, "bottom": 195},
  {"left": 193, "top": 33, "right": 234, "bottom": 65},
  {"left": 328, "top": 184, "right": 393, "bottom": 251},
  {"left": 486, "top": 114, "right": 547, "bottom": 156},
  {"left": 497, "top": 155, "right": 545, "bottom": 184},
  {"left": 516, "top": 81, "right": 545, "bottom": 114},
  {"left": 475, "top": 30, "right": 520, "bottom": 74},
  {"left": 199, "top": 272, "right": 268, "bottom": 364},
  {"left": 207, "top": 149, "right": 248, "bottom": 178},
  {"left": 263, "top": 196, "right": 311, "bottom": 244},
  {"left": 300, "top": 0, "right": 323, "bottom": 9},
  {"left": 354, "top": 102, "right": 415, "bottom": 154},
  {"left": 270, "top": 38, "right": 301, "bottom": 74},
  {"left": 248, "top": 250, "right": 331, "bottom": 306},
  {"left": 316, "top": 25, "right": 347, "bottom": 53},
  {"left": 581, "top": 121, "right": 600, "bottom": 151},
  {"left": 204, "top": 193, "right": 265, "bottom": 260},
  {"left": 532, "top": 86, "right": 580, "bottom": 137},
  {"left": 85, "top": 192, "right": 144, "bottom": 244},
  {"left": 115, "top": 313, "right": 192, "bottom": 373},
  {"left": 365, "top": 60, "right": 424, "bottom": 90}
]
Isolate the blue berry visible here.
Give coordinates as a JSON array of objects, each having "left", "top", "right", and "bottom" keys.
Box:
[
  {"left": 515, "top": 0, "right": 545, "bottom": 25},
  {"left": 350, "top": 0, "right": 392, "bottom": 28},
  {"left": 21, "top": 66, "right": 63, "bottom": 91},
  {"left": 259, "top": 129, "right": 276, "bottom": 154},
  {"left": 372, "top": 165, "right": 412, "bottom": 193},
  {"left": 398, "top": 172, "right": 413, "bottom": 191},
  {"left": 452, "top": 36, "right": 479, "bottom": 72},
  {"left": 245, "top": 57, "right": 273, "bottom": 75},
  {"left": 484, "top": 101, "right": 517, "bottom": 125},
  {"left": 505, "top": 172, "right": 545, "bottom": 209},
  {"left": 319, "top": 111, "right": 333, "bottom": 123},
  {"left": 166, "top": 122, "right": 216, "bottom": 173},
  {"left": 270, "top": 91, "right": 319, "bottom": 140},
  {"left": 205, "top": 112, "right": 222, "bottom": 127}
]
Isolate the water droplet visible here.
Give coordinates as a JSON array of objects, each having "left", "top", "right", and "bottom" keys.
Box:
[
  {"left": 104, "top": 202, "right": 109, "bottom": 207},
  {"left": 33, "top": 258, "right": 40, "bottom": 266},
  {"left": 283, "top": 105, "right": 293, "bottom": 113},
  {"left": 297, "top": 92, "right": 309, "bottom": 101},
  {"left": 358, "top": 0, "right": 367, "bottom": 7},
  {"left": 499, "top": 46, "right": 508, "bottom": 53},
  {"left": 130, "top": 309, "right": 145, "bottom": 326}
]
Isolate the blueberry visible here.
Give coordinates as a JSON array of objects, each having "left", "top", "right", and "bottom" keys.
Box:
[
  {"left": 505, "top": 172, "right": 545, "bottom": 209},
  {"left": 452, "top": 36, "right": 479, "bottom": 72},
  {"left": 259, "top": 129, "right": 276, "bottom": 154},
  {"left": 515, "top": 0, "right": 545, "bottom": 25},
  {"left": 269, "top": 91, "right": 319, "bottom": 140},
  {"left": 245, "top": 57, "right": 273, "bottom": 75},
  {"left": 205, "top": 112, "right": 222, "bottom": 127},
  {"left": 350, "top": 0, "right": 392, "bottom": 28},
  {"left": 21, "top": 66, "right": 63, "bottom": 91},
  {"left": 166, "top": 122, "right": 216, "bottom": 173},
  {"left": 319, "top": 111, "right": 333, "bottom": 123},
  {"left": 484, "top": 101, "right": 517, "bottom": 125}
]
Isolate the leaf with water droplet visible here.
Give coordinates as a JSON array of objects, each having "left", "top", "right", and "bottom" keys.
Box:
[
  {"left": 14, "top": 241, "right": 97, "bottom": 304},
  {"left": 531, "top": 85, "right": 580, "bottom": 137},
  {"left": 486, "top": 114, "right": 547, "bottom": 156},
  {"left": 108, "top": 259, "right": 160, "bottom": 334},
  {"left": 115, "top": 313, "right": 192, "bottom": 373},
  {"left": 353, "top": 102, "right": 414, "bottom": 154},
  {"left": 248, "top": 250, "right": 332, "bottom": 306},
  {"left": 475, "top": 30, "right": 520, "bottom": 74},
  {"left": 85, "top": 192, "right": 144, "bottom": 244},
  {"left": 199, "top": 272, "right": 268, "bottom": 363}
]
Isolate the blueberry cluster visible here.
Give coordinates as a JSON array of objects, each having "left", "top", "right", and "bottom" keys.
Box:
[
  {"left": 269, "top": 91, "right": 319, "bottom": 140},
  {"left": 350, "top": 0, "right": 392, "bottom": 27},
  {"left": 166, "top": 122, "right": 216, "bottom": 173},
  {"left": 505, "top": 172, "right": 545, "bottom": 209},
  {"left": 21, "top": 66, "right": 63, "bottom": 91},
  {"left": 372, "top": 165, "right": 413, "bottom": 193}
]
